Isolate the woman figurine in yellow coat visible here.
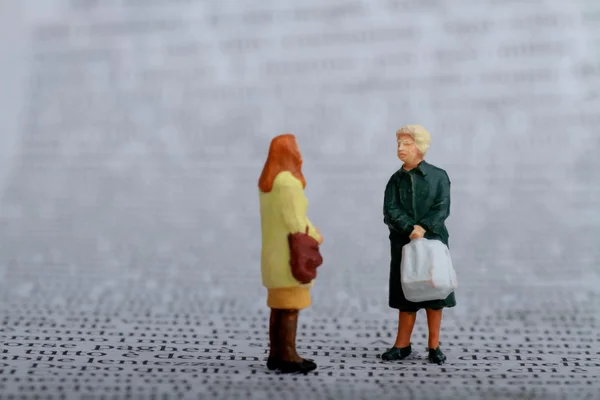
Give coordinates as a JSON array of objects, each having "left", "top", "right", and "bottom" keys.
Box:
[{"left": 258, "top": 133, "right": 323, "bottom": 374}]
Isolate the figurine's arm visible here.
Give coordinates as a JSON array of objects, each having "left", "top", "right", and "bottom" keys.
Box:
[
  {"left": 418, "top": 173, "right": 451, "bottom": 235},
  {"left": 278, "top": 184, "right": 307, "bottom": 234},
  {"left": 306, "top": 218, "right": 323, "bottom": 244},
  {"left": 383, "top": 178, "right": 415, "bottom": 235},
  {"left": 275, "top": 173, "right": 320, "bottom": 242}
]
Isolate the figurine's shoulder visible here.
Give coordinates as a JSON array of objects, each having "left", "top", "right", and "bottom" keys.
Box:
[
  {"left": 422, "top": 161, "right": 450, "bottom": 181},
  {"left": 273, "top": 171, "right": 302, "bottom": 189},
  {"left": 422, "top": 161, "right": 446, "bottom": 174},
  {"left": 386, "top": 168, "right": 403, "bottom": 182}
]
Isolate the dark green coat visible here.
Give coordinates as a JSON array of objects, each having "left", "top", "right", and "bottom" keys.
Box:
[{"left": 383, "top": 160, "right": 456, "bottom": 311}]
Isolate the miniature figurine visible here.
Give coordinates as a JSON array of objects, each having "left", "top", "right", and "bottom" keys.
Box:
[
  {"left": 258, "top": 133, "right": 324, "bottom": 374},
  {"left": 381, "top": 125, "right": 456, "bottom": 365}
]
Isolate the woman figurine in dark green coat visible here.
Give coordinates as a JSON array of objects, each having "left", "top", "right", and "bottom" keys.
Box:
[{"left": 381, "top": 125, "right": 456, "bottom": 365}]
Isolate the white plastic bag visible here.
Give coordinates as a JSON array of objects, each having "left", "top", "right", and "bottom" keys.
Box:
[{"left": 400, "top": 238, "right": 457, "bottom": 302}]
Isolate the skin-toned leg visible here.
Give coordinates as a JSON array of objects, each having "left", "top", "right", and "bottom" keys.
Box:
[
  {"left": 394, "top": 311, "right": 417, "bottom": 348},
  {"left": 381, "top": 310, "right": 417, "bottom": 360},
  {"left": 425, "top": 309, "right": 442, "bottom": 348},
  {"left": 425, "top": 308, "right": 447, "bottom": 364}
]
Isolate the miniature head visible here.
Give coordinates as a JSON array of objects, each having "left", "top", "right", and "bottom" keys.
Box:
[
  {"left": 258, "top": 133, "right": 306, "bottom": 192},
  {"left": 396, "top": 125, "right": 431, "bottom": 164}
]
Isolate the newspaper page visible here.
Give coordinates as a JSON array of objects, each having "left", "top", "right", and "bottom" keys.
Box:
[{"left": 0, "top": 0, "right": 599, "bottom": 399}]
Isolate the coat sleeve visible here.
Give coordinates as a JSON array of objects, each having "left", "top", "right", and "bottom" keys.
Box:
[
  {"left": 383, "top": 176, "right": 415, "bottom": 235},
  {"left": 275, "top": 172, "right": 323, "bottom": 241},
  {"left": 306, "top": 218, "right": 322, "bottom": 242},
  {"left": 279, "top": 183, "right": 322, "bottom": 241},
  {"left": 277, "top": 180, "right": 307, "bottom": 234},
  {"left": 418, "top": 172, "right": 451, "bottom": 235}
]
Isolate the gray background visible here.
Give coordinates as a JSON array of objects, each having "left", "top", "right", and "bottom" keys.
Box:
[{"left": 0, "top": 0, "right": 599, "bottom": 399}]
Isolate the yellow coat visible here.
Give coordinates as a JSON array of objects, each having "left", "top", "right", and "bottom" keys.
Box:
[{"left": 259, "top": 171, "right": 322, "bottom": 289}]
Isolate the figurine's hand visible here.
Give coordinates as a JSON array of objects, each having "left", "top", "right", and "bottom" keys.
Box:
[
  {"left": 409, "top": 225, "right": 426, "bottom": 240},
  {"left": 316, "top": 228, "right": 323, "bottom": 244}
]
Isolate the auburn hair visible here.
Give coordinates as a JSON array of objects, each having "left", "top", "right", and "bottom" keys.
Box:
[{"left": 258, "top": 133, "right": 306, "bottom": 193}]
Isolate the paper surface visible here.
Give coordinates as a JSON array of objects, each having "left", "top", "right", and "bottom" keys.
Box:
[{"left": 0, "top": 0, "right": 599, "bottom": 398}]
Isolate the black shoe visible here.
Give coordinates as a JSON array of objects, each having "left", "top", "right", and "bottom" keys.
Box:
[
  {"left": 381, "top": 344, "right": 412, "bottom": 361},
  {"left": 427, "top": 347, "right": 447, "bottom": 365},
  {"left": 278, "top": 359, "right": 317, "bottom": 374},
  {"left": 268, "top": 356, "right": 315, "bottom": 371},
  {"left": 266, "top": 357, "right": 278, "bottom": 370},
  {"left": 301, "top": 358, "right": 317, "bottom": 373}
]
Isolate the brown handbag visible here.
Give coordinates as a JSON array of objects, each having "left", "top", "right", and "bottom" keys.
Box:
[{"left": 288, "top": 226, "right": 323, "bottom": 284}]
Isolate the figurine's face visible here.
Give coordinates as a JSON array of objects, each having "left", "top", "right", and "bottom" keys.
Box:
[{"left": 397, "top": 134, "right": 421, "bottom": 164}]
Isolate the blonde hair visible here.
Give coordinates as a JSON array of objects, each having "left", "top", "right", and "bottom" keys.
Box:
[{"left": 396, "top": 125, "right": 431, "bottom": 155}]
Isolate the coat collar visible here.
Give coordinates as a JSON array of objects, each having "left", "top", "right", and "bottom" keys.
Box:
[{"left": 398, "top": 160, "right": 430, "bottom": 176}]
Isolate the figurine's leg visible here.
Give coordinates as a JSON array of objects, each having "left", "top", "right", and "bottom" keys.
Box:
[
  {"left": 425, "top": 309, "right": 442, "bottom": 348},
  {"left": 277, "top": 309, "right": 317, "bottom": 374},
  {"left": 381, "top": 311, "right": 416, "bottom": 360},
  {"left": 395, "top": 311, "right": 417, "bottom": 348},
  {"left": 425, "top": 308, "right": 447, "bottom": 364},
  {"left": 266, "top": 308, "right": 280, "bottom": 370},
  {"left": 279, "top": 309, "right": 302, "bottom": 362}
]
